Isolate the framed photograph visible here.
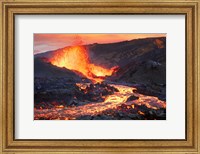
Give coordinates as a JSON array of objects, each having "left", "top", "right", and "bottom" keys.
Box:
[
  {"left": 0, "top": 0, "right": 199, "bottom": 153},
  {"left": 34, "top": 33, "right": 166, "bottom": 121}
]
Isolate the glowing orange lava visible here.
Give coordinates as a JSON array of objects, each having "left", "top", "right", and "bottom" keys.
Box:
[
  {"left": 34, "top": 84, "right": 166, "bottom": 120},
  {"left": 50, "top": 46, "right": 117, "bottom": 82}
]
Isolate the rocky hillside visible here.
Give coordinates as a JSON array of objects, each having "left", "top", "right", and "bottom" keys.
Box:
[{"left": 34, "top": 57, "right": 82, "bottom": 82}]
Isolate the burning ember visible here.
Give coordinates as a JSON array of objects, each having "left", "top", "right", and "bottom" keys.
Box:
[{"left": 49, "top": 46, "right": 117, "bottom": 82}]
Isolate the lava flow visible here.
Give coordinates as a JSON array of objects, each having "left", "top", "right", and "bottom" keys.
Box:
[
  {"left": 34, "top": 84, "right": 166, "bottom": 120},
  {"left": 49, "top": 46, "right": 117, "bottom": 82}
]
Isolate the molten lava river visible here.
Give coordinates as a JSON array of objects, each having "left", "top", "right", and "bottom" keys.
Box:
[{"left": 34, "top": 84, "right": 166, "bottom": 120}]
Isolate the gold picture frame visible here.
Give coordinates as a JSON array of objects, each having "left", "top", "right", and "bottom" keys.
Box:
[{"left": 0, "top": 0, "right": 199, "bottom": 153}]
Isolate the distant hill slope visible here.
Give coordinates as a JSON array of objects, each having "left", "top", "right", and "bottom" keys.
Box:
[{"left": 87, "top": 37, "right": 166, "bottom": 68}]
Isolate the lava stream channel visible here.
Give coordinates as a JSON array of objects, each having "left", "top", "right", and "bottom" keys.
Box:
[{"left": 34, "top": 84, "right": 166, "bottom": 120}]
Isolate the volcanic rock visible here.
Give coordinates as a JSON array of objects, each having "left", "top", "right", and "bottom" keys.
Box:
[
  {"left": 76, "top": 115, "right": 93, "bottom": 120},
  {"left": 126, "top": 95, "right": 139, "bottom": 102}
]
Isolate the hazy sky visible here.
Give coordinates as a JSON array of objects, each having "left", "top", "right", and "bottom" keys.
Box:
[{"left": 34, "top": 34, "right": 166, "bottom": 54}]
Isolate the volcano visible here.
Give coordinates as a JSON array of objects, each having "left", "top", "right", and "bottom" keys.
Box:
[
  {"left": 34, "top": 36, "right": 166, "bottom": 120},
  {"left": 49, "top": 45, "right": 118, "bottom": 83}
]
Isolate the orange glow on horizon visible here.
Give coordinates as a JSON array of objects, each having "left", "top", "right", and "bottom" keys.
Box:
[{"left": 34, "top": 34, "right": 166, "bottom": 54}]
